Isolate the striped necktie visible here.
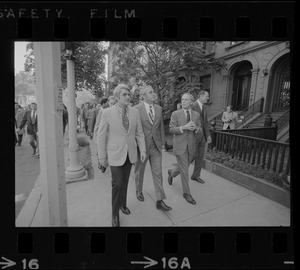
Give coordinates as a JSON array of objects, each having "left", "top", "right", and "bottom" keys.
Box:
[
  {"left": 186, "top": 110, "right": 190, "bottom": 123},
  {"left": 122, "top": 107, "right": 129, "bottom": 132},
  {"left": 149, "top": 105, "right": 154, "bottom": 124}
]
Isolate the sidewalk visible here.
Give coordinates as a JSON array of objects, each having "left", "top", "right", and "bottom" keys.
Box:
[{"left": 20, "top": 132, "right": 290, "bottom": 227}]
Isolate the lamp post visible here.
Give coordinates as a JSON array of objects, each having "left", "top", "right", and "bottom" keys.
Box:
[{"left": 64, "top": 48, "right": 87, "bottom": 182}]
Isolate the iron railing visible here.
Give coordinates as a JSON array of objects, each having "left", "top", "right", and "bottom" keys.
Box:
[
  {"left": 273, "top": 109, "right": 290, "bottom": 133},
  {"left": 220, "top": 126, "right": 277, "bottom": 141},
  {"left": 209, "top": 130, "right": 290, "bottom": 174}
]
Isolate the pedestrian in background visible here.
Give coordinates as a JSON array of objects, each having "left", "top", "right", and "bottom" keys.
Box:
[
  {"left": 97, "top": 84, "right": 146, "bottom": 227},
  {"left": 134, "top": 85, "right": 171, "bottom": 211},
  {"left": 18, "top": 102, "right": 39, "bottom": 157},
  {"left": 15, "top": 102, "right": 25, "bottom": 146},
  {"left": 62, "top": 104, "right": 68, "bottom": 136},
  {"left": 167, "top": 93, "right": 202, "bottom": 205},
  {"left": 222, "top": 105, "right": 243, "bottom": 130},
  {"left": 90, "top": 98, "right": 108, "bottom": 140},
  {"left": 81, "top": 102, "right": 90, "bottom": 134}
]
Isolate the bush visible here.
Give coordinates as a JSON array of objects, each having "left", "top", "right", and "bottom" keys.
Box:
[
  {"left": 205, "top": 149, "right": 290, "bottom": 191},
  {"left": 77, "top": 136, "right": 90, "bottom": 147}
]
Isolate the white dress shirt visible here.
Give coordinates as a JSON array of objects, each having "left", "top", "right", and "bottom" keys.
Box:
[{"left": 144, "top": 102, "right": 155, "bottom": 123}]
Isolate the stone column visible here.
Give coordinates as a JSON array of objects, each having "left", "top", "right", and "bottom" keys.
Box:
[
  {"left": 222, "top": 73, "right": 231, "bottom": 109},
  {"left": 64, "top": 50, "right": 87, "bottom": 182},
  {"left": 33, "top": 42, "right": 68, "bottom": 226},
  {"left": 249, "top": 68, "right": 260, "bottom": 105}
]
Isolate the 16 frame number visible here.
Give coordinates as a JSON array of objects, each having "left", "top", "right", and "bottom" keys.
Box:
[
  {"left": 22, "top": 259, "right": 39, "bottom": 269},
  {"left": 162, "top": 257, "right": 191, "bottom": 269}
]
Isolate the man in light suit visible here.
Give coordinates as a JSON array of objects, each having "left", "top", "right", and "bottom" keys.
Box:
[
  {"left": 222, "top": 105, "right": 243, "bottom": 130},
  {"left": 167, "top": 93, "right": 202, "bottom": 205},
  {"left": 134, "top": 85, "right": 172, "bottom": 211},
  {"left": 97, "top": 84, "right": 147, "bottom": 227},
  {"left": 191, "top": 90, "right": 212, "bottom": 183}
]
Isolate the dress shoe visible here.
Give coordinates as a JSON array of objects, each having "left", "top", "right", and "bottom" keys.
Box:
[
  {"left": 191, "top": 176, "right": 205, "bottom": 184},
  {"left": 120, "top": 206, "right": 131, "bottom": 215},
  {"left": 112, "top": 216, "right": 119, "bottom": 227},
  {"left": 136, "top": 191, "right": 144, "bottom": 202},
  {"left": 167, "top": 169, "right": 173, "bottom": 185},
  {"left": 183, "top": 193, "right": 196, "bottom": 205},
  {"left": 156, "top": 200, "right": 172, "bottom": 211}
]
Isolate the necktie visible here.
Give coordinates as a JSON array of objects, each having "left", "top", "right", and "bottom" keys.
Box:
[
  {"left": 200, "top": 105, "right": 204, "bottom": 118},
  {"left": 149, "top": 105, "right": 154, "bottom": 124},
  {"left": 122, "top": 107, "right": 129, "bottom": 132},
  {"left": 186, "top": 110, "right": 190, "bottom": 123}
]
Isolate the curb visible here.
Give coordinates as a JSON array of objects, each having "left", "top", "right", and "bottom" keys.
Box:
[
  {"left": 16, "top": 174, "right": 42, "bottom": 227},
  {"left": 203, "top": 159, "right": 290, "bottom": 208}
]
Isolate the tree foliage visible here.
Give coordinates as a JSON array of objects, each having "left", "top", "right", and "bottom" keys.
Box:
[
  {"left": 110, "top": 42, "right": 226, "bottom": 119},
  {"left": 24, "top": 42, "right": 107, "bottom": 98},
  {"left": 15, "top": 71, "right": 36, "bottom": 97}
]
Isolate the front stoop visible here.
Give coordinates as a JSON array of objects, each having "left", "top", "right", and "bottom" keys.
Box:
[{"left": 203, "top": 159, "right": 290, "bottom": 208}]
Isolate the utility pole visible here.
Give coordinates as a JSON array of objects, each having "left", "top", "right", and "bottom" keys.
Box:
[{"left": 33, "top": 42, "right": 68, "bottom": 226}]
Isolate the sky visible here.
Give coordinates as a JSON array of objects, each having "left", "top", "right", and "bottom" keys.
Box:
[{"left": 14, "top": 41, "right": 28, "bottom": 74}]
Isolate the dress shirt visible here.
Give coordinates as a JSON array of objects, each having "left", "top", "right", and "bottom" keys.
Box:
[
  {"left": 144, "top": 102, "right": 155, "bottom": 123},
  {"left": 180, "top": 108, "right": 192, "bottom": 133},
  {"left": 197, "top": 99, "right": 204, "bottom": 112}
]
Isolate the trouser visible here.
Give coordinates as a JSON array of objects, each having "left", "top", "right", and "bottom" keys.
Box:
[
  {"left": 29, "top": 134, "right": 39, "bottom": 155},
  {"left": 110, "top": 155, "right": 132, "bottom": 219},
  {"left": 170, "top": 148, "right": 194, "bottom": 195},
  {"left": 15, "top": 134, "right": 23, "bottom": 145},
  {"left": 191, "top": 137, "right": 206, "bottom": 178},
  {"left": 134, "top": 138, "right": 166, "bottom": 201}
]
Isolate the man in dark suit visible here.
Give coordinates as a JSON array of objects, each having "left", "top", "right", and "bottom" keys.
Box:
[
  {"left": 191, "top": 90, "right": 212, "bottom": 183},
  {"left": 90, "top": 98, "right": 108, "bottom": 139},
  {"left": 134, "top": 85, "right": 172, "bottom": 211},
  {"left": 168, "top": 93, "right": 202, "bottom": 205},
  {"left": 18, "top": 102, "right": 39, "bottom": 157},
  {"left": 97, "top": 84, "right": 146, "bottom": 227}
]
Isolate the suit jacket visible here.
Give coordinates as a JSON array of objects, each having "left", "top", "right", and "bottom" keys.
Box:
[
  {"left": 97, "top": 105, "right": 146, "bottom": 166},
  {"left": 15, "top": 108, "right": 26, "bottom": 134},
  {"left": 169, "top": 109, "right": 201, "bottom": 157},
  {"left": 19, "top": 110, "right": 38, "bottom": 135},
  {"left": 134, "top": 102, "right": 165, "bottom": 154},
  {"left": 222, "top": 111, "right": 239, "bottom": 129},
  {"left": 89, "top": 108, "right": 100, "bottom": 134},
  {"left": 93, "top": 108, "right": 104, "bottom": 142},
  {"left": 191, "top": 101, "right": 210, "bottom": 141}
]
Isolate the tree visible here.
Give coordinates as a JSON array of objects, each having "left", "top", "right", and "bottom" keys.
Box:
[
  {"left": 24, "top": 42, "right": 107, "bottom": 99},
  {"left": 15, "top": 71, "right": 36, "bottom": 105},
  {"left": 110, "top": 42, "right": 226, "bottom": 119}
]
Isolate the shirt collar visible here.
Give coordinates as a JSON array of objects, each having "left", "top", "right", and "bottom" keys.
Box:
[
  {"left": 144, "top": 102, "right": 154, "bottom": 110},
  {"left": 116, "top": 103, "right": 128, "bottom": 114},
  {"left": 197, "top": 99, "right": 203, "bottom": 109}
]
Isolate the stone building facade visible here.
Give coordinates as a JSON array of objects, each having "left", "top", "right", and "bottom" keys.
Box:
[{"left": 107, "top": 41, "right": 290, "bottom": 119}]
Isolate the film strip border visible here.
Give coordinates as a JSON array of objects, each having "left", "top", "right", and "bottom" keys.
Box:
[
  {"left": 1, "top": 1, "right": 294, "bottom": 269},
  {"left": 1, "top": 228, "right": 294, "bottom": 268},
  {"left": 0, "top": 2, "right": 294, "bottom": 40}
]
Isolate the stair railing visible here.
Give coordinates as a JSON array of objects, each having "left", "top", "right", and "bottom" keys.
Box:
[
  {"left": 236, "top": 97, "right": 265, "bottom": 128},
  {"left": 273, "top": 109, "right": 290, "bottom": 133}
]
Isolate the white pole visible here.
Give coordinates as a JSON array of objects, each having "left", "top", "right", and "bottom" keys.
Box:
[
  {"left": 33, "top": 42, "right": 68, "bottom": 226},
  {"left": 65, "top": 52, "right": 86, "bottom": 180}
]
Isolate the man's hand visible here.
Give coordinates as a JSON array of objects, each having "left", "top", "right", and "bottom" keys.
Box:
[
  {"left": 195, "top": 126, "right": 203, "bottom": 134},
  {"left": 140, "top": 152, "right": 147, "bottom": 163},
  {"left": 99, "top": 159, "right": 108, "bottom": 168},
  {"left": 207, "top": 136, "right": 212, "bottom": 144},
  {"left": 183, "top": 121, "right": 196, "bottom": 131}
]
